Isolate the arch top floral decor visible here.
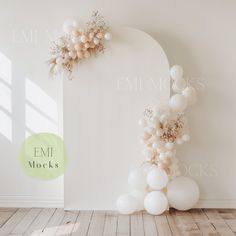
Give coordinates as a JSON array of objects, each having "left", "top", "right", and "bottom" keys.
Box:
[{"left": 48, "top": 11, "right": 112, "bottom": 79}]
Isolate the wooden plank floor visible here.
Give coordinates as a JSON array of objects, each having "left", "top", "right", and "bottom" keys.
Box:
[{"left": 0, "top": 208, "right": 236, "bottom": 235}]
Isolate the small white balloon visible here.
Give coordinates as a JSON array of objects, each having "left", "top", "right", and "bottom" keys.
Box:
[
  {"left": 156, "top": 128, "right": 164, "bottom": 137},
  {"left": 130, "top": 189, "right": 146, "bottom": 211},
  {"left": 93, "top": 37, "right": 100, "bottom": 45},
  {"left": 170, "top": 65, "right": 183, "bottom": 80},
  {"left": 104, "top": 32, "right": 112, "bottom": 40},
  {"left": 176, "top": 138, "right": 184, "bottom": 145},
  {"left": 167, "top": 176, "right": 200, "bottom": 211},
  {"left": 144, "top": 191, "right": 168, "bottom": 215},
  {"left": 169, "top": 94, "right": 187, "bottom": 112},
  {"left": 138, "top": 118, "right": 147, "bottom": 127},
  {"left": 80, "top": 35, "right": 88, "bottom": 43},
  {"left": 116, "top": 194, "right": 138, "bottom": 214},
  {"left": 182, "top": 87, "right": 197, "bottom": 105},
  {"left": 68, "top": 51, "right": 77, "bottom": 59},
  {"left": 128, "top": 169, "right": 147, "bottom": 189},
  {"left": 182, "top": 134, "right": 190, "bottom": 142},
  {"left": 147, "top": 167, "right": 169, "bottom": 190},
  {"left": 152, "top": 142, "right": 159, "bottom": 149}
]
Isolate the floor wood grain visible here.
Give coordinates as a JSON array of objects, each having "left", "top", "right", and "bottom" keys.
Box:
[{"left": 0, "top": 208, "right": 235, "bottom": 235}]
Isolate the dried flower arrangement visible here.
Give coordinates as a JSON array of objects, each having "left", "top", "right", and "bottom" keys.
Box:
[
  {"left": 48, "top": 11, "right": 112, "bottom": 79},
  {"left": 117, "top": 65, "right": 200, "bottom": 216}
]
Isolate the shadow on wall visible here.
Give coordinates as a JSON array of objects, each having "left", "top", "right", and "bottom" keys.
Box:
[
  {"left": 0, "top": 50, "right": 60, "bottom": 165},
  {"left": 0, "top": 52, "right": 12, "bottom": 142}
]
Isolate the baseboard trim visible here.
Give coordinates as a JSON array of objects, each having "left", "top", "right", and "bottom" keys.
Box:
[
  {"left": 0, "top": 195, "right": 64, "bottom": 208},
  {"left": 0, "top": 197, "right": 235, "bottom": 209},
  {"left": 195, "top": 199, "right": 236, "bottom": 209}
]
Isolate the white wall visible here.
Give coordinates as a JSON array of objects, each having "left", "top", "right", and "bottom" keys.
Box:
[
  {"left": 0, "top": 1, "right": 64, "bottom": 207},
  {"left": 0, "top": 0, "right": 236, "bottom": 208}
]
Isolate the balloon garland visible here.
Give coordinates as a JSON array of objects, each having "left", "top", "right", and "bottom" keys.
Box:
[
  {"left": 48, "top": 12, "right": 112, "bottom": 79},
  {"left": 117, "top": 65, "right": 200, "bottom": 215}
]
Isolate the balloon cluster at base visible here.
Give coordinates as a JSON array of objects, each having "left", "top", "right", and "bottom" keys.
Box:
[{"left": 117, "top": 65, "right": 200, "bottom": 215}]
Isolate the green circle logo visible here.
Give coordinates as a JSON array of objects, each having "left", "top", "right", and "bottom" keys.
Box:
[{"left": 20, "top": 133, "right": 67, "bottom": 180}]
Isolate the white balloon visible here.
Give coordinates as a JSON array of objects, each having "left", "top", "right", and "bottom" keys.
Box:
[
  {"left": 130, "top": 189, "right": 146, "bottom": 211},
  {"left": 104, "top": 32, "right": 112, "bottom": 40},
  {"left": 93, "top": 37, "right": 100, "bottom": 45},
  {"left": 147, "top": 167, "right": 168, "bottom": 190},
  {"left": 152, "top": 142, "right": 158, "bottom": 149},
  {"left": 182, "top": 87, "right": 197, "bottom": 105},
  {"left": 170, "top": 65, "right": 183, "bottom": 80},
  {"left": 138, "top": 118, "right": 147, "bottom": 127},
  {"left": 128, "top": 169, "right": 147, "bottom": 189},
  {"left": 169, "top": 94, "right": 187, "bottom": 112},
  {"left": 144, "top": 191, "right": 168, "bottom": 215},
  {"left": 167, "top": 176, "right": 200, "bottom": 211},
  {"left": 176, "top": 138, "right": 184, "bottom": 145},
  {"left": 116, "top": 194, "right": 138, "bottom": 214}
]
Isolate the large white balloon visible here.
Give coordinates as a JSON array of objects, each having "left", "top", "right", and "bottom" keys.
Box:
[
  {"left": 130, "top": 189, "right": 146, "bottom": 211},
  {"left": 182, "top": 87, "right": 197, "bottom": 105},
  {"left": 104, "top": 32, "right": 113, "bottom": 40},
  {"left": 170, "top": 65, "right": 183, "bottom": 80},
  {"left": 144, "top": 191, "right": 168, "bottom": 215},
  {"left": 147, "top": 167, "right": 168, "bottom": 190},
  {"left": 167, "top": 176, "right": 200, "bottom": 211},
  {"left": 128, "top": 169, "right": 147, "bottom": 189},
  {"left": 169, "top": 94, "right": 187, "bottom": 112},
  {"left": 116, "top": 194, "right": 138, "bottom": 214}
]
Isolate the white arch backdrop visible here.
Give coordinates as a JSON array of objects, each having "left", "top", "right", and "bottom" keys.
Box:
[{"left": 64, "top": 27, "right": 170, "bottom": 210}]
